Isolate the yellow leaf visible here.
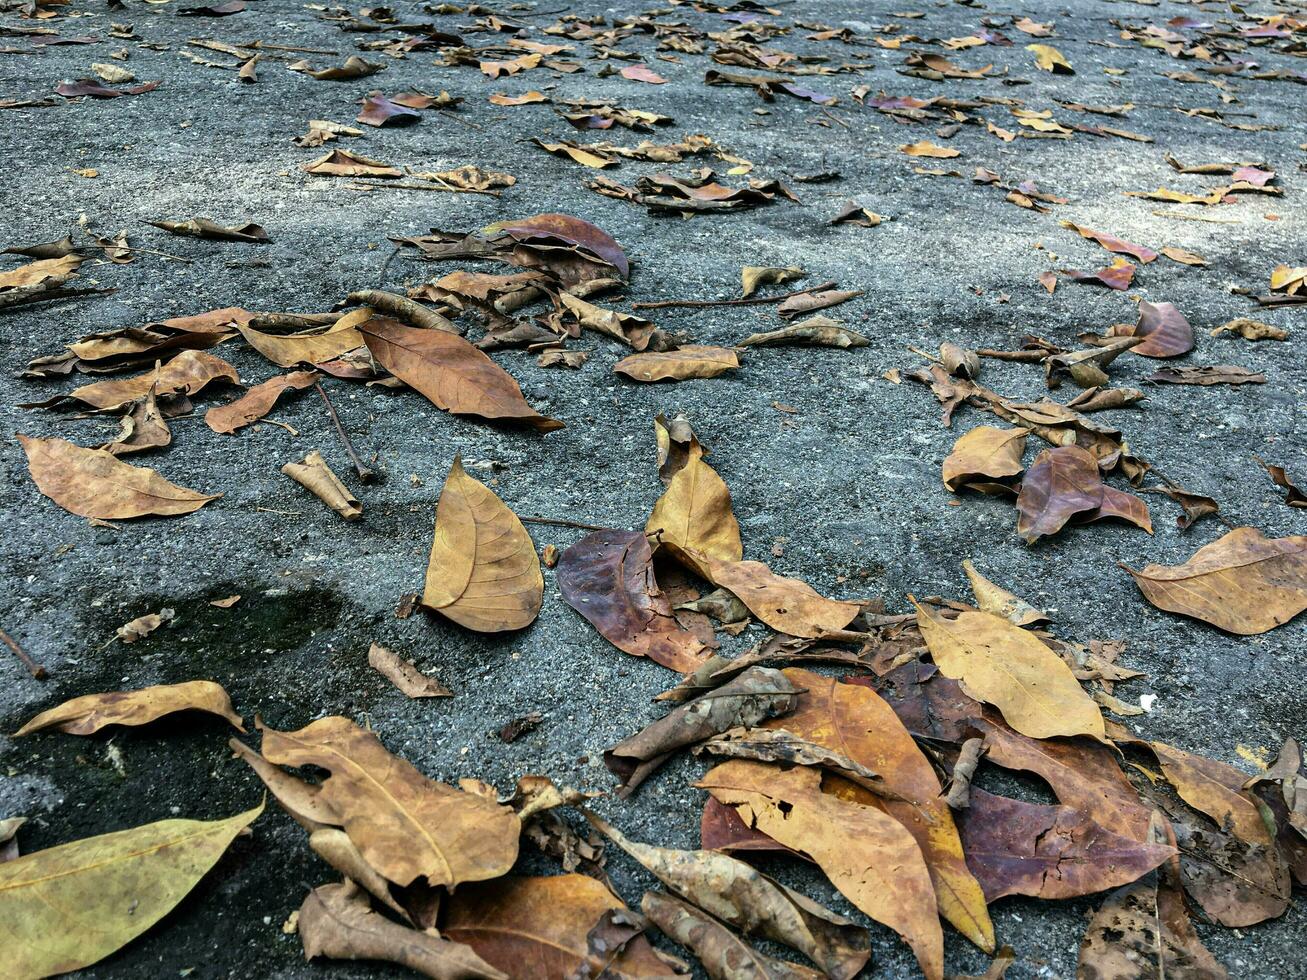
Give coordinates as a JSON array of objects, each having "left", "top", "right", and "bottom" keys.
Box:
[
  {"left": 687, "top": 552, "right": 861, "bottom": 638},
  {"left": 0, "top": 803, "right": 263, "bottom": 979},
  {"left": 913, "top": 599, "right": 1105, "bottom": 740},
  {"left": 1027, "top": 43, "right": 1073, "bottom": 73},
  {"left": 423, "top": 457, "right": 543, "bottom": 632},
  {"left": 646, "top": 451, "right": 742, "bottom": 564},
  {"left": 15, "top": 680, "right": 244, "bottom": 736}
]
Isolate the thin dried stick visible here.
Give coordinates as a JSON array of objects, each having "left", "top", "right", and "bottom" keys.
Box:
[
  {"left": 314, "top": 381, "right": 375, "bottom": 482},
  {"left": 1, "top": 627, "right": 47, "bottom": 680},
  {"left": 632, "top": 280, "right": 836, "bottom": 311},
  {"left": 520, "top": 516, "right": 610, "bottom": 532}
]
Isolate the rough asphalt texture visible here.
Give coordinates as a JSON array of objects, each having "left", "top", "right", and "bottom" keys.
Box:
[{"left": 1, "top": 0, "right": 1305, "bottom": 976}]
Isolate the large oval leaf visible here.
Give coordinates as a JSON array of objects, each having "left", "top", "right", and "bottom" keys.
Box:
[
  {"left": 422, "top": 457, "right": 543, "bottom": 632},
  {"left": 1124, "top": 526, "right": 1306, "bottom": 634},
  {"left": 913, "top": 599, "right": 1106, "bottom": 741},
  {"left": 361, "top": 317, "right": 562, "bottom": 431},
  {"left": 0, "top": 802, "right": 262, "bottom": 979}
]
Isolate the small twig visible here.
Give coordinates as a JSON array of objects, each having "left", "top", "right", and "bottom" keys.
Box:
[
  {"left": 247, "top": 41, "right": 340, "bottom": 54},
  {"left": 258, "top": 418, "right": 300, "bottom": 436},
  {"left": 438, "top": 108, "right": 482, "bottom": 131},
  {"left": 256, "top": 506, "right": 301, "bottom": 516},
  {"left": 632, "top": 280, "right": 836, "bottom": 311},
  {"left": 520, "top": 516, "right": 610, "bottom": 532},
  {"left": 126, "top": 246, "right": 194, "bottom": 263},
  {"left": 1147, "top": 463, "right": 1236, "bottom": 529},
  {"left": 1, "top": 627, "right": 47, "bottom": 680},
  {"left": 1149, "top": 209, "right": 1241, "bottom": 224},
  {"left": 821, "top": 107, "right": 850, "bottom": 129},
  {"left": 347, "top": 180, "right": 500, "bottom": 197},
  {"left": 907, "top": 344, "right": 942, "bottom": 363},
  {"left": 315, "top": 381, "right": 376, "bottom": 482}
]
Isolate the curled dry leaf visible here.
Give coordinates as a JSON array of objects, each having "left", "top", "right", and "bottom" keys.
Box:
[
  {"left": 683, "top": 551, "right": 861, "bottom": 638},
  {"left": 1147, "top": 365, "right": 1265, "bottom": 386},
  {"left": 914, "top": 599, "right": 1106, "bottom": 741},
  {"left": 557, "top": 529, "right": 711, "bottom": 674},
  {"left": 1121, "top": 301, "right": 1194, "bottom": 358},
  {"left": 641, "top": 891, "right": 824, "bottom": 980},
  {"left": 777, "top": 290, "right": 862, "bottom": 319},
  {"left": 737, "top": 316, "right": 869, "bottom": 349},
  {"left": 647, "top": 447, "right": 742, "bottom": 565},
  {"left": 1017, "top": 446, "right": 1150, "bottom": 542},
  {"left": 15, "top": 680, "right": 244, "bottom": 736},
  {"left": 0, "top": 802, "right": 263, "bottom": 980},
  {"left": 699, "top": 760, "right": 944, "bottom": 980},
  {"left": 361, "top": 318, "right": 562, "bottom": 432},
  {"left": 1149, "top": 741, "right": 1273, "bottom": 846},
  {"left": 205, "top": 370, "right": 317, "bottom": 433},
  {"left": 963, "top": 560, "right": 1048, "bottom": 627},
  {"left": 1210, "top": 318, "right": 1287, "bottom": 341},
  {"left": 1028, "top": 43, "right": 1073, "bottom": 73},
  {"left": 900, "top": 140, "right": 961, "bottom": 159},
  {"left": 368, "top": 643, "right": 452, "bottom": 698},
  {"left": 237, "top": 308, "right": 371, "bottom": 368},
  {"left": 585, "top": 813, "right": 870, "bottom": 979},
  {"left": 604, "top": 666, "right": 800, "bottom": 795},
  {"left": 958, "top": 788, "right": 1173, "bottom": 901},
  {"left": 103, "top": 389, "right": 172, "bottom": 455},
  {"left": 115, "top": 607, "right": 173, "bottom": 643},
  {"left": 441, "top": 874, "right": 676, "bottom": 979},
  {"left": 282, "top": 450, "right": 362, "bottom": 521},
  {"left": 559, "top": 292, "right": 657, "bottom": 350},
  {"left": 36, "top": 349, "right": 239, "bottom": 412},
  {"left": 768, "top": 669, "right": 995, "bottom": 953},
  {"left": 614, "top": 346, "right": 739, "bottom": 383},
  {"left": 741, "top": 266, "right": 804, "bottom": 298},
  {"left": 306, "top": 55, "right": 385, "bottom": 81},
  {"left": 19, "top": 435, "right": 219, "bottom": 519},
  {"left": 145, "top": 218, "right": 269, "bottom": 243},
  {"left": 299, "top": 881, "right": 506, "bottom": 980},
  {"left": 422, "top": 457, "right": 543, "bottom": 633},
  {"left": 258, "top": 715, "right": 519, "bottom": 888},
  {"left": 303, "top": 148, "right": 403, "bottom": 178},
  {"left": 1124, "top": 526, "right": 1306, "bottom": 634},
  {"left": 1058, "top": 221, "right": 1158, "bottom": 263},
  {"left": 942, "top": 426, "right": 1027, "bottom": 493}
]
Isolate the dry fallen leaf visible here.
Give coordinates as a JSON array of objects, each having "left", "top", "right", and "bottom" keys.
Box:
[
  {"left": 942, "top": 426, "right": 1027, "bottom": 493},
  {"left": 19, "top": 435, "right": 219, "bottom": 519},
  {"left": 206, "top": 370, "right": 317, "bottom": 434},
  {"left": 15, "top": 680, "right": 244, "bottom": 736},
  {"left": 361, "top": 317, "right": 563, "bottom": 432},
  {"left": 699, "top": 760, "right": 944, "bottom": 980},
  {"left": 682, "top": 551, "right": 861, "bottom": 638},
  {"left": 367, "top": 642, "right": 452, "bottom": 698},
  {"left": 257, "top": 715, "right": 519, "bottom": 888},
  {"left": 914, "top": 598, "right": 1106, "bottom": 740},
  {"left": 237, "top": 308, "right": 371, "bottom": 368},
  {"left": 1124, "top": 527, "right": 1306, "bottom": 634},
  {"left": 741, "top": 266, "right": 804, "bottom": 298},
  {"left": 1028, "top": 43, "right": 1073, "bottom": 73},
  {"left": 647, "top": 446, "right": 743, "bottom": 566},
  {"left": 145, "top": 218, "right": 269, "bottom": 243},
  {"left": 557, "top": 529, "right": 711, "bottom": 674},
  {"left": 614, "top": 346, "right": 739, "bottom": 383},
  {"left": 0, "top": 802, "right": 263, "bottom": 979},
  {"left": 737, "top": 317, "right": 869, "bottom": 349},
  {"left": 421, "top": 456, "right": 543, "bottom": 632},
  {"left": 282, "top": 450, "right": 362, "bottom": 521}
]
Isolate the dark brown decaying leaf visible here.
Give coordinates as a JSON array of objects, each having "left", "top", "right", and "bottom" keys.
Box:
[
  {"left": 15, "top": 681, "right": 244, "bottom": 736},
  {"left": 18, "top": 435, "right": 219, "bottom": 519},
  {"left": 958, "top": 788, "right": 1174, "bottom": 901},
  {"left": 1258, "top": 458, "right": 1307, "bottom": 508},
  {"left": 1124, "top": 526, "right": 1307, "bottom": 634},
  {"left": 641, "top": 891, "right": 824, "bottom": 980},
  {"left": 614, "top": 347, "right": 739, "bottom": 383},
  {"left": 604, "top": 666, "right": 800, "bottom": 795},
  {"left": 1140, "top": 485, "right": 1221, "bottom": 530},
  {"left": 361, "top": 317, "right": 562, "bottom": 432},
  {"left": 299, "top": 881, "right": 506, "bottom": 979},
  {"left": 1147, "top": 365, "right": 1266, "bottom": 386},
  {"left": 1016, "top": 446, "right": 1104, "bottom": 543},
  {"left": 557, "top": 529, "right": 710, "bottom": 674},
  {"left": 1120, "top": 301, "right": 1194, "bottom": 358},
  {"left": 32, "top": 349, "right": 240, "bottom": 412}
]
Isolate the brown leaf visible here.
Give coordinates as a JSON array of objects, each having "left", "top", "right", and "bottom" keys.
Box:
[
  {"left": 1160, "top": 245, "right": 1207, "bottom": 266},
  {"left": 604, "top": 666, "right": 800, "bottom": 794},
  {"left": 303, "top": 148, "right": 403, "bottom": 178},
  {"left": 641, "top": 891, "right": 824, "bottom": 980},
  {"left": 1119, "top": 300, "right": 1195, "bottom": 358},
  {"left": 777, "top": 290, "right": 862, "bottom": 319},
  {"left": 115, "top": 608, "right": 174, "bottom": 642},
  {"left": 306, "top": 55, "right": 385, "bottom": 81},
  {"left": 584, "top": 814, "right": 869, "bottom": 979},
  {"left": 356, "top": 93, "right": 422, "bottom": 127},
  {"left": 699, "top": 760, "right": 944, "bottom": 980},
  {"left": 1077, "top": 824, "right": 1227, "bottom": 980},
  {"left": 615, "top": 346, "right": 739, "bottom": 382},
  {"left": 646, "top": 446, "right": 742, "bottom": 565},
  {"left": 1124, "top": 526, "right": 1307, "bottom": 634},
  {"left": 441, "top": 874, "right": 677, "bottom": 979},
  {"left": 1209, "top": 318, "right": 1287, "bottom": 341},
  {"left": 1063, "top": 258, "right": 1135, "bottom": 290},
  {"left": 1016, "top": 446, "right": 1105, "bottom": 543},
  {"left": 145, "top": 218, "right": 269, "bottom": 243},
  {"left": 102, "top": 389, "right": 172, "bottom": 455},
  {"left": 737, "top": 316, "right": 869, "bottom": 349},
  {"left": 237, "top": 308, "right": 371, "bottom": 368},
  {"left": 15, "top": 681, "right": 243, "bottom": 736},
  {"left": 282, "top": 450, "right": 362, "bottom": 521},
  {"left": 1059, "top": 221, "right": 1158, "bottom": 263},
  {"left": 962, "top": 560, "right": 1048, "bottom": 627},
  {"left": 766, "top": 669, "right": 995, "bottom": 953},
  {"left": 557, "top": 529, "right": 711, "bottom": 674},
  {"left": 1028, "top": 43, "right": 1073, "bottom": 73},
  {"left": 40, "top": 349, "right": 239, "bottom": 412},
  {"left": 1140, "top": 484, "right": 1221, "bottom": 531},
  {"left": 421, "top": 457, "right": 543, "bottom": 633},
  {"left": 1147, "top": 365, "right": 1265, "bottom": 386},
  {"left": 229, "top": 738, "right": 339, "bottom": 834},
  {"left": 942, "top": 426, "right": 1027, "bottom": 493},
  {"left": 1257, "top": 458, "right": 1307, "bottom": 508},
  {"left": 18, "top": 435, "right": 219, "bottom": 519},
  {"left": 361, "top": 317, "right": 562, "bottom": 431},
  {"left": 741, "top": 266, "right": 804, "bottom": 298},
  {"left": 258, "top": 715, "right": 519, "bottom": 888},
  {"left": 900, "top": 140, "right": 961, "bottom": 159},
  {"left": 682, "top": 552, "right": 861, "bottom": 638},
  {"left": 958, "top": 788, "right": 1173, "bottom": 901},
  {"left": 559, "top": 292, "right": 657, "bottom": 350},
  {"left": 1167, "top": 805, "right": 1291, "bottom": 927},
  {"left": 1148, "top": 742, "right": 1274, "bottom": 846},
  {"left": 368, "top": 643, "right": 452, "bottom": 698},
  {"left": 205, "top": 370, "right": 317, "bottom": 433},
  {"left": 299, "top": 881, "right": 506, "bottom": 979},
  {"left": 914, "top": 599, "right": 1106, "bottom": 741}
]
